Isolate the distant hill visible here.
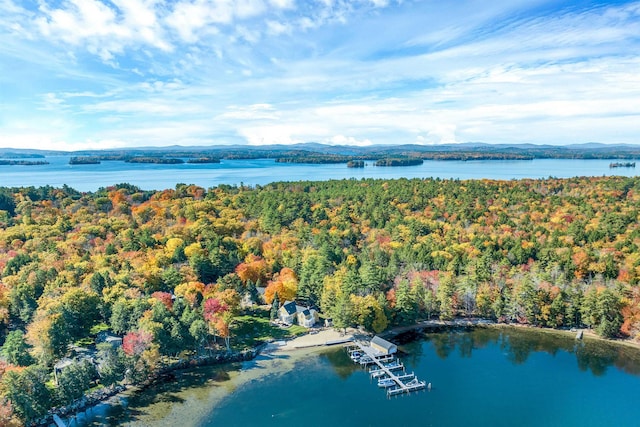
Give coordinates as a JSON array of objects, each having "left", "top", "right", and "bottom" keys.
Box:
[{"left": 2, "top": 142, "right": 640, "bottom": 161}]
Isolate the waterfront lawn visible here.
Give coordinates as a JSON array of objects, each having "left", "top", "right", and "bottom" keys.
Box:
[{"left": 231, "top": 309, "right": 308, "bottom": 349}]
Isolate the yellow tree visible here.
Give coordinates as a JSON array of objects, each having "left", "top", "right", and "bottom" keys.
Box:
[
  {"left": 235, "top": 254, "right": 268, "bottom": 285},
  {"left": 264, "top": 268, "right": 297, "bottom": 304}
]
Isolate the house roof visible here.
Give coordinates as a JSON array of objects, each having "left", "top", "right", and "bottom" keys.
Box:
[
  {"left": 96, "top": 330, "right": 122, "bottom": 343},
  {"left": 370, "top": 336, "right": 396, "bottom": 351},
  {"left": 281, "top": 300, "right": 297, "bottom": 315}
]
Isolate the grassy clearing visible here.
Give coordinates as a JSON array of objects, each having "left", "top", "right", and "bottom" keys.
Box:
[{"left": 231, "top": 308, "right": 308, "bottom": 349}]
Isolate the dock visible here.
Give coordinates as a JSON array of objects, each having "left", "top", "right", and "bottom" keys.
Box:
[
  {"left": 53, "top": 414, "right": 67, "bottom": 427},
  {"left": 346, "top": 341, "right": 428, "bottom": 397}
]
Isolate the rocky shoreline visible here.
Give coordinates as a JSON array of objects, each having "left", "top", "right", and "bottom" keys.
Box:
[{"left": 34, "top": 348, "right": 261, "bottom": 427}]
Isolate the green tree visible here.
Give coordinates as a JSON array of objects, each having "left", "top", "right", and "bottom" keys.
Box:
[
  {"left": 2, "top": 366, "right": 52, "bottom": 423},
  {"left": 59, "top": 288, "right": 101, "bottom": 340},
  {"left": 270, "top": 292, "right": 279, "bottom": 321},
  {"left": 56, "top": 359, "right": 97, "bottom": 405},
  {"left": 298, "top": 253, "right": 330, "bottom": 306},
  {"left": 189, "top": 319, "right": 209, "bottom": 354},
  {"left": 594, "top": 288, "right": 622, "bottom": 338},
  {"left": 97, "top": 343, "right": 127, "bottom": 387},
  {"left": 395, "top": 280, "right": 417, "bottom": 325},
  {"left": 9, "top": 283, "right": 38, "bottom": 323},
  {"left": 437, "top": 274, "right": 457, "bottom": 320},
  {"left": 1, "top": 330, "right": 33, "bottom": 366},
  {"left": 332, "top": 292, "right": 354, "bottom": 333}
]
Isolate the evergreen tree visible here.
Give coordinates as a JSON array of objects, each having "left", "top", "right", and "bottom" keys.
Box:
[
  {"left": 1, "top": 330, "right": 34, "bottom": 366},
  {"left": 270, "top": 292, "right": 279, "bottom": 321},
  {"left": 2, "top": 366, "right": 52, "bottom": 423}
]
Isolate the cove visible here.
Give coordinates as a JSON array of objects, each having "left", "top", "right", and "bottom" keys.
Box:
[{"left": 74, "top": 327, "right": 640, "bottom": 427}]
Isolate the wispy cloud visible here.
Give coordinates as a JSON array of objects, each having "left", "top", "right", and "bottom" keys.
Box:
[{"left": 1, "top": 0, "right": 640, "bottom": 149}]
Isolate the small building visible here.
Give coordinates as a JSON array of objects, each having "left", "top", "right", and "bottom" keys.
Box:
[
  {"left": 297, "top": 308, "right": 319, "bottom": 328},
  {"left": 96, "top": 331, "right": 123, "bottom": 347},
  {"left": 278, "top": 301, "right": 298, "bottom": 324},
  {"left": 370, "top": 336, "right": 397, "bottom": 355}
]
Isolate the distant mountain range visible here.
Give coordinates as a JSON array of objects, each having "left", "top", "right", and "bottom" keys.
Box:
[{"left": 1, "top": 142, "right": 640, "bottom": 161}]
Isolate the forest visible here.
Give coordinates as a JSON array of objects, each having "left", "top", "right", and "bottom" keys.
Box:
[{"left": 1, "top": 176, "right": 640, "bottom": 424}]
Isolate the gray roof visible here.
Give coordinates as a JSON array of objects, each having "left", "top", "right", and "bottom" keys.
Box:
[
  {"left": 281, "top": 300, "right": 297, "bottom": 315},
  {"left": 370, "top": 336, "right": 396, "bottom": 351}
]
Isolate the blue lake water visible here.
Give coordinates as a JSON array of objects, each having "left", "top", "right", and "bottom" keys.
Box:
[
  {"left": 0, "top": 157, "right": 638, "bottom": 191},
  {"left": 75, "top": 328, "right": 640, "bottom": 427}
]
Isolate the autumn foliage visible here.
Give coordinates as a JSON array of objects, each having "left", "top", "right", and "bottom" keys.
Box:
[
  {"left": 3, "top": 176, "right": 640, "bottom": 422},
  {"left": 264, "top": 268, "right": 298, "bottom": 304}
]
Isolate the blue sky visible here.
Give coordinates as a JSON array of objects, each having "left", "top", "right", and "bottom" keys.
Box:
[{"left": 1, "top": 0, "right": 639, "bottom": 150}]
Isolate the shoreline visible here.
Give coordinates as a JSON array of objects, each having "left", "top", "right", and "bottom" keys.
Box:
[
  {"left": 66, "top": 331, "right": 354, "bottom": 427},
  {"left": 64, "top": 321, "right": 640, "bottom": 426},
  {"left": 382, "top": 318, "right": 640, "bottom": 351}
]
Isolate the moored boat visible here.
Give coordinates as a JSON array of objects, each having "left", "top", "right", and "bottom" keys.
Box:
[{"left": 378, "top": 378, "right": 395, "bottom": 388}]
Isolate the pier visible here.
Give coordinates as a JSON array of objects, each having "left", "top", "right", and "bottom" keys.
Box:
[{"left": 346, "top": 339, "right": 428, "bottom": 397}]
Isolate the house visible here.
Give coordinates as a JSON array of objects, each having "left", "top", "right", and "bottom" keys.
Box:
[
  {"left": 297, "top": 308, "right": 319, "bottom": 328},
  {"left": 370, "top": 336, "right": 397, "bottom": 355},
  {"left": 278, "top": 301, "right": 318, "bottom": 327},
  {"left": 278, "top": 301, "right": 298, "bottom": 324},
  {"left": 96, "top": 330, "right": 123, "bottom": 347}
]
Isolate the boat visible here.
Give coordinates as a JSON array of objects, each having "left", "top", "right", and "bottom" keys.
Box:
[
  {"left": 404, "top": 378, "right": 426, "bottom": 388},
  {"left": 384, "top": 361, "right": 404, "bottom": 370},
  {"left": 358, "top": 356, "right": 373, "bottom": 365},
  {"left": 349, "top": 351, "right": 363, "bottom": 361},
  {"left": 378, "top": 378, "right": 395, "bottom": 388},
  {"left": 371, "top": 370, "right": 387, "bottom": 379}
]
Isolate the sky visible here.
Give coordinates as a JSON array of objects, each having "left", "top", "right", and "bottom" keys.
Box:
[{"left": 1, "top": 0, "right": 640, "bottom": 150}]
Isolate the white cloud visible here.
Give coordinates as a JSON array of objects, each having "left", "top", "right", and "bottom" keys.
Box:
[
  {"left": 2, "top": 0, "right": 640, "bottom": 149},
  {"left": 329, "top": 135, "right": 372, "bottom": 146},
  {"left": 269, "top": 0, "right": 295, "bottom": 9},
  {"left": 35, "top": 0, "right": 171, "bottom": 60},
  {"left": 266, "top": 20, "right": 292, "bottom": 35}
]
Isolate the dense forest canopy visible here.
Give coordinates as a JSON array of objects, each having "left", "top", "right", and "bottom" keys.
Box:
[{"left": 1, "top": 176, "right": 640, "bottom": 423}]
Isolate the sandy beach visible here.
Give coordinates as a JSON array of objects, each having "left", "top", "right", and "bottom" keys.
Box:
[{"left": 266, "top": 328, "right": 357, "bottom": 352}]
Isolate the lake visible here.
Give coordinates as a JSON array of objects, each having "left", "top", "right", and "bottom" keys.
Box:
[
  {"left": 1, "top": 157, "right": 638, "bottom": 192},
  {"left": 73, "top": 328, "right": 640, "bottom": 427}
]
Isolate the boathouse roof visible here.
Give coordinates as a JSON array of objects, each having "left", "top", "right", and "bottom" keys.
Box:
[{"left": 370, "top": 336, "right": 397, "bottom": 354}]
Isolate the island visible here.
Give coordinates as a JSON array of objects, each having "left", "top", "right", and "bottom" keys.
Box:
[
  {"left": 186, "top": 157, "right": 221, "bottom": 164},
  {"left": 69, "top": 157, "right": 101, "bottom": 165},
  {"left": 124, "top": 157, "right": 185, "bottom": 164},
  {"left": 0, "top": 160, "right": 49, "bottom": 165},
  {"left": 347, "top": 160, "right": 365, "bottom": 168},
  {"left": 0, "top": 152, "right": 46, "bottom": 159},
  {"left": 276, "top": 154, "right": 352, "bottom": 164},
  {"left": 610, "top": 162, "right": 636, "bottom": 168},
  {"left": 375, "top": 158, "right": 424, "bottom": 167}
]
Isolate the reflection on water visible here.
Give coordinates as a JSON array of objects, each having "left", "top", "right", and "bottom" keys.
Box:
[
  {"left": 418, "top": 327, "right": 640, "bottom": 377},
  {"left": 74, "top": 363, "right": 242, "bottom": 426},
  {"left": 75, "top": 328, "right": 640, "bottom": 427},
  {"left": 319, "top": 348, "right": 360, "bottom": 380}
]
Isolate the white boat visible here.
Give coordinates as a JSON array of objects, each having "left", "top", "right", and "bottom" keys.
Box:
[
  {"left": 378, "top": 378, "right": 395, "bottom": 388},
  {"left": 384, "top": 361, "right": 404, "bottom": 370},
  {"left": 371, "top": 370, "right": 387, "bottom": 379},
  {"left": 350, "top": 351, "right": 363, "bottom": 361},
  {"left": 404, "top": 378, "right": 426, "bottom": 388}
]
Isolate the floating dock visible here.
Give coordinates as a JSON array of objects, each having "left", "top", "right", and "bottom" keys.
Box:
[{"left": 346, "top": 341, "right": 428, "bottom": 397}]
